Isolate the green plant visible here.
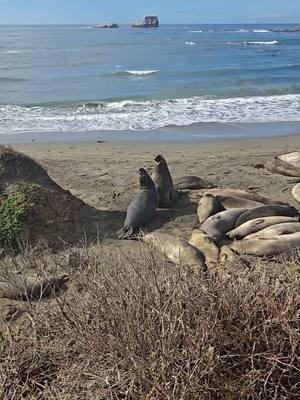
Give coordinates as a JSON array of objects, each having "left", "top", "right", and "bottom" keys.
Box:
[{"left": 0, "top": 183, "right": 39, "bottom": 248}]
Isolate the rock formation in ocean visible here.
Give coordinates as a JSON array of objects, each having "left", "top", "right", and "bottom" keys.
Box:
[
  {"left": 95, "top": 23, "right": 118, "bottom": 28},
  {"left": 0, "top": 146, "right": 84, "bottom": 251},
  {"left": 131, "top": 16, "right": 159, "bottom": 28}
]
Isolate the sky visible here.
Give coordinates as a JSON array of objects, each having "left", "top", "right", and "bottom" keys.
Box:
[{"left": 0, "top": 0, "right": 299, "bottom": 25}]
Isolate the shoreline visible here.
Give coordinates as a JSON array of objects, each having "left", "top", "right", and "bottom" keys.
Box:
[{"left": 0, "top": 121, "right": 299, "bottom": 144}]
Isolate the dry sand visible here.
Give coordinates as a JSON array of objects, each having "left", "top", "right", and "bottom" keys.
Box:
[{"left": 11, "top": 134, "right": 300, "bottom": 248}]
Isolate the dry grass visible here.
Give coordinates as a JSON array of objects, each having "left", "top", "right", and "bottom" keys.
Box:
[{"left": 0, "top": 243, "right": 300, "bottom": 399}]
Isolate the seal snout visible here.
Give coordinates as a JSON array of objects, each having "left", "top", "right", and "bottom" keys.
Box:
[
  {"left": 139, "top": 168, "right": 148, "bottom": 176},
  {"left": 154, "top": 154, "right": 165, "bottom": 164}
]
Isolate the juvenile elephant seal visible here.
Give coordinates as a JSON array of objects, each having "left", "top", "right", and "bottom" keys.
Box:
[
  {"left": 174, "top": 176, "right": 215, "bottom": 190},
  {"left": 197, "top": 194, "right": 224, "bottom": 224},
  {"left": 264, "top": 158, "right": 300, "bottom": 177},
  {"left": 199, "top": 188, "right": 286, "bottom": 205},
  {"left": 201, "top": 208, "right": 247, "bottom": 242},
  {"left": 227, "top": 216, "right": 299, "bottom": 239},
  {"left": 0, "top": 273, "right": 69, "bottom": 301},
  {"left": 142, "top": 232, "right": 208, "bottom": 273},
  {"left": 235, "top": 205, "right": 298, "bottom": 228},
  {"left": 117, "top": 169, "right": 157, "bottom": 239},
  {"left": 277, "top": 151, "right": 300, "bottom": 168},
  {"left": 292, "top": 183, "right": 300, "bottom": 204},
  {"left": 151, "top": 154, "right": 177, "bottom": 208},
  {"left": 231, "top": 232, "right": 300, "bottom": 257},
  {"left": 244, "top": 222, "right": 300, "bottom": 240},
  {"left": 218, "top": 196, "right": 263, "bottom": 210},
  {"left": 189, "top": 229, "right": 220, "bottom": 265}
]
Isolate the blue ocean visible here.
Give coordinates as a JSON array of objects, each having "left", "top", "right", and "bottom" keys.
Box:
[{"left": 0, "top": 24, "right": 300, "bottom": 135}]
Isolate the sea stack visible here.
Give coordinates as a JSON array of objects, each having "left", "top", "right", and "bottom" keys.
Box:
[{"left": 131, "top": 16, "right": 159, "bottom": 28}]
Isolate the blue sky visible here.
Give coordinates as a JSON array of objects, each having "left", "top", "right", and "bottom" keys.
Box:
[{"left": 0, "top": 0, "right": 299, "bottom": 25}]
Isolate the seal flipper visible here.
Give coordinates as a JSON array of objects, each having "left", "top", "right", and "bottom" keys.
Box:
[{"left": 117, "top": 226, "right": 134, "bottom": 240}]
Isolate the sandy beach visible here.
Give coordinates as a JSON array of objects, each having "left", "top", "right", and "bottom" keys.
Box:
[{"left": 10, "top": 133, "right": 300, "bottom": 249}]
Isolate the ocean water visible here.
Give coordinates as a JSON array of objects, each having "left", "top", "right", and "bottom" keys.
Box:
[{"left": 0, "top": 24, "right": 300, "bottom": 135}]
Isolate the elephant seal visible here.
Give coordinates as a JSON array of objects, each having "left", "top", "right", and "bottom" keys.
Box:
[
  {"left": 0, "top": 273, "right": 69, "bottom": 301},
  {"left": 142, "top": 232, "right": 208, "bottom": 273},
  {"left": 264, "top": 158, "right": 300, "bottom": 177},
  {"left": 277, "top": 151, "right": 300, "bottom": 168},
  {"left": 218, "top": 196, "right": 263, "bottom": 210},
  {"left": 244, "top": 222, "right": 300, "bottom": 240},
  {"left": 231, "top": 232, "right": 300, "bottom": 257},
  {"left": 174, "top": 176, "right": 215, "bottom": 190},
  {"left": 292, "top": 183, "right": 300, "bottom": 204},
  {"left": 197, "top": 194, "right": 224, "bottom": 224},
  {"left": 201, "top": 208, "right": 247, "bottom": 242},
  {"left": 117, "top": 169, "right": 157, "bottom": 239},
  {"left": 219, "top": 246, "right": 250, "bottom": 267},
  {"left": 227, "top": 216, "right": 299, "bottom": 240},
  {"left": 235, "top": 205, "right": 299, "bottom": 228},
  {"left": 199, "top": 188, "right": 287, "bottom": 205},
  {"left": 151, "top": 154, "right": 177, "bottom": 208},
  {"left": 189, "top": 229, "right": 220, "bottom": 265}
]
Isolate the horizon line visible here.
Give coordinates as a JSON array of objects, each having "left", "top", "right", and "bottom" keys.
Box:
[{"left": 0, "top": 22, "right": 299, "bottom": 26}]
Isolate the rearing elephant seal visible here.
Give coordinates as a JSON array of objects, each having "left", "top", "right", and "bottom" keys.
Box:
[
  {"left": 117, "top": 169, "right": 157, "bottom": 239},
  {"left": 142, "top": 232, "right": 208, "bottom": 273},
  {"left": 0, "top": 273, "right": 69, "bottom": 301},
  {"left": 151, "top": 154, "right": 177, "bottom": 208},
  {"left": 235, "top": 205, "right": 299, "bottom": 228},
  {"left": 201, "top": 208, "right": 247, "bottom": 242}
]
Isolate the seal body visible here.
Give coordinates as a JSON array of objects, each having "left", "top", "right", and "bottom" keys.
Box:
[
  {"left": 264, "top": 158, "right": 300, "bottom": 177},
  {"left": 235, "top": 205, "right": 299, "bottom": 228},
  {"left": 189, "top": 229, "right": 220, "bottom": 265},
  {"left": 174, "top": 176, "right": 215, "bottom": 190},
  {"left": 244, "top": 222, "right": 300, "bottom": 240},
  {"left": 118, "top": 169, "right": 157, "bottom": 239},
  {"left": 201, "top": 208, "right": 247, "bottom": 242},
  {"left": 231, "top": 232, "right": 300, "bottom": 257},
  {"left": 227, "top": 216, "right": 299, "bottom": 240},
  {"left": 277, "top": 151, "right": 300, "bottom": 168},
  {"left": 0, "top": 273, "right": 69, "bottom": 301},
  {"left": 142, "top": 231, "right": 208, "bottom": 272},
  {"left": 197, "top": 194, "right": 224, "bottom": 224},
  {"left": 151, "top": 154, "right": 177, "bottom": 208},
  {"left": 199, "top": 188, "right": 286, "bottom": 205},
  {"left": 218, "top": 196, "right": 263, "bottom": 210},
  {"left": 292, "top": 183, "right": 300, "bottom": 204}
]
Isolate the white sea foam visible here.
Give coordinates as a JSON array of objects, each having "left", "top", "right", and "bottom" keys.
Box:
[
  {"left": 243, "top": 40, "right": 279, "bottom": 45},
  {"left": 126, "top": 70, "right": 159, "bottom": 76},
  {"left": 1, "top": 94, "right": 300, "bottom": 134},
  {"left": 185, "top": 41, "right": 196, "bottom": 46},
  {"left": 188, "top": 30, "right": 203, "bottom": 33},
  {"left": 252, "top": 29, "right": 271, "bottom": 33}
]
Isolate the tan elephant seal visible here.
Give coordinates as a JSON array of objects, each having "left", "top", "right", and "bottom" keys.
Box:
[
  {"left": 235, "top": 205, "right": 299, "bottom": 227},
  {"left": 142, "top": 232, "right": 207, "bottom": 273},
  {"left": 189, "top": 229, "right": 220, "bottom": 265},
  {"left": 198, "top": 188, "right": 286, "bottom": 205},
  {"left": 0, "top": 273, "right": 69, "bottom": 301},
  {"left": 292, "top": 183, "right": 300, "bottom": 204},
  {"left": 244, "top": 222, "right": 300, "bottom": 240},
  {"left": 218, "top": 196, "right": 263, "bottom": 210},
  {"left": 231, "top": 232, "right": 300, "bottom": 257},
  {"left": 277, "top": 151, "right": 300, "bottom": 168},
  {"left": 197, "top": 194, "right": 224, "bottom": 224},
  {"left": 264, "top": 158, "right": 300, "bottom": 177},
  {"left": 174, "top": 176, "right": 215, "bottom": 190},
  {"left": 227, "top": 216, "right": 299, "bottom": 239},
  {"left": 201, "top": 208, "right": 247, "bottom": 242},
  {"left": 151, "top": 154, "right": 177, "bottom": 208},
  {"left": 219, "top": 245, "right": 250, "bottom": 268}
]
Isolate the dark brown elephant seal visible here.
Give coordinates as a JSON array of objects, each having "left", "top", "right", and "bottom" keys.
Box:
[
  {"left": 0, "top": 273, "right": 69, "bottom": 301},
  {"left": 151, "top": 154, "right": 177, "bottom": 208},
  {"left": 117, "top": 169, "right": 157, "bottom": 239},
  {"left": 235, "top": 205, "right": 299, "bottom": 228},
  {"left": 174, "top": 176, "right": 215, "bottom": 190},
  {"left": 201, "top": 208, "right": 247, "bottom": 242},
  {"left": 264, "top": 158, "right": 300, "bottom": 177},
  {"left": 142, "top": 231, "right": 208, "bottom": 273},
  {"left": 197, "top": 194, "right": 224, "bottom": 224},
  {"left": 199, "top": 188, "right": 286, "bottom": 205},
  {"left": 231, "top": 232, "right": 300, "bottom": 257}
]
